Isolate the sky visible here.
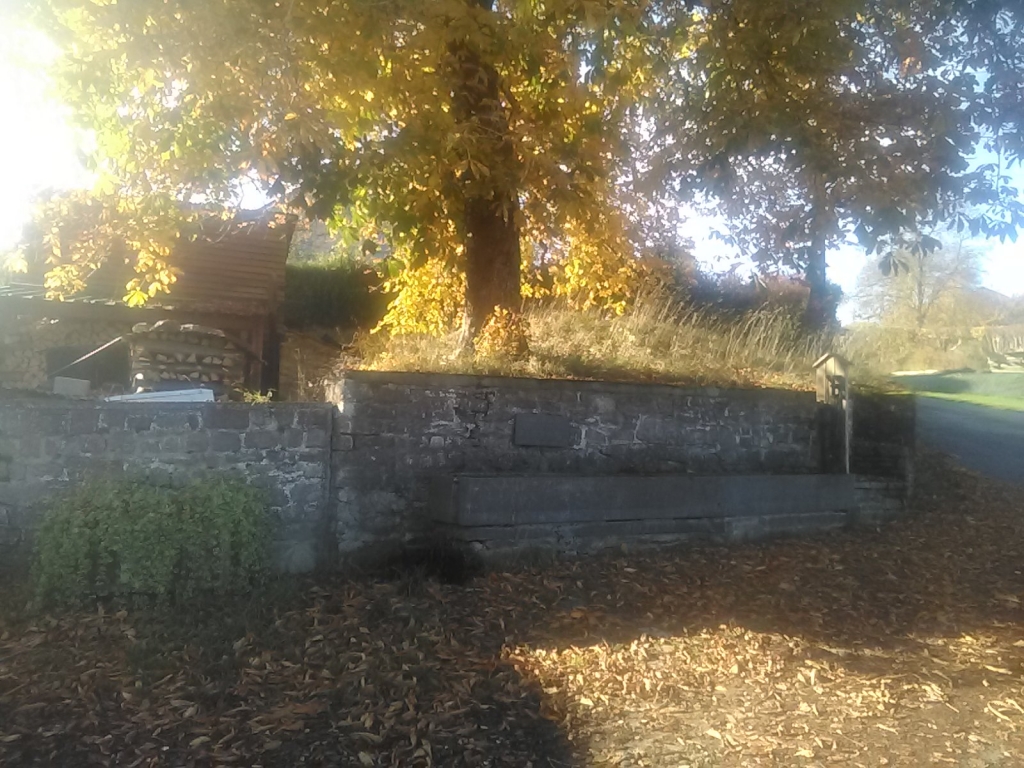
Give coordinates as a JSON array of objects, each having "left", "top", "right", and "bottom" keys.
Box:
[
  {"left": 1, "top": 19, "right": 1022, "bottom": 325},
  {"left": 0, "top": 23, "right": 90, "bottom": 251}
]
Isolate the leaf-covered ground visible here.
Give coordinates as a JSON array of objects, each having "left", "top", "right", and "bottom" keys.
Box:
[{"left": 3, "top": 454, "right": 1024, "bottom": 767}]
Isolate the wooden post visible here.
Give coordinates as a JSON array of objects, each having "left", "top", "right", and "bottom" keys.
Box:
[{"left": 814, "top": 353, "right": 851, "bottom": 474}]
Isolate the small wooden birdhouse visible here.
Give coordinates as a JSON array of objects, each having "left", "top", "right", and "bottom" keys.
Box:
[
  {"left": 813, "top": 352, "right": 850, "bottom": 405},
  {"left": 813, "top": 352, "right": 851, "bottom": 474}
]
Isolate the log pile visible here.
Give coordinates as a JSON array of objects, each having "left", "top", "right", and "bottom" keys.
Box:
[{"left": 129, "top": 321, "right": 254, "bottom": 395}]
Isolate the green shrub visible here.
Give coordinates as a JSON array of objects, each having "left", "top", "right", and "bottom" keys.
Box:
[
  {"left": 33, "top": 475, "right": 271, "bottom": 607},
  {"left": 283, "top": 259, "right": 390, "bottom": 329}
]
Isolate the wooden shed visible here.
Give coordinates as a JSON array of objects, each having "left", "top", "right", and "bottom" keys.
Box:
[{"left": 0, "top": 213, "right": 295, "bottom": 396}]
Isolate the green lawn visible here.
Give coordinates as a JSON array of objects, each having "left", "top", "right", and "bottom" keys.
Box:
[{"left": 919, "top": 391, "right": 1024, "bottom": 412}]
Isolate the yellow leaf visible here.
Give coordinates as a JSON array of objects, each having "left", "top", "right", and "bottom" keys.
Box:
[
  {"left": 984, "top": 665, "right": 1012, "bottom": 675},
  {"left": 124, "top": 289, "right": 149, "bottom": 307}
]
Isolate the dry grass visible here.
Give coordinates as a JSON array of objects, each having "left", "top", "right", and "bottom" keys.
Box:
[
  {"left": 839, "top": 323, "right": 990, "bottom": 378},
  {"left": 358, "top": 299, "right": 824, "bottom": 390}
]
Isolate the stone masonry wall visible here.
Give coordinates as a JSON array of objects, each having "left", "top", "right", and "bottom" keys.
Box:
[
  {"left": 326, "top": 371, "right": 823, "bottom": 557},
  {"left": 0, "top": 375, "right": 915, "bottom": 576},
  {"left": 0, "top": 400, "right": 333, "bottom": 574},
  {"left": 0, "top": 318, "right": 129, "bottom": 391}
]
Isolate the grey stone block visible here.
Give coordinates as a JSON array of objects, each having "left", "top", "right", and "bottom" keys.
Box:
[
  {"left": 301, "top": 463, "right": 325, "bottom": 479},
  {"left": 724, "top": 512, "right": 848, "bottom": 542},
  {"left": 18, "top": 434, "right": 42, "bottom": 460},
  {"left": 244, "top": 430, "right": 280, "bottom": 450},
  {"left": 97, "top": 411, "right": 127, "bottom": 432},
  {"left": 249, "top": 408, "right": 280, "bottom": 431},
  {"left": 305, "top": 428, "right": 329, "bottom": 449},
  {"left": 283, "top": 428, "right": 305, "bottom": 449},
  {"left": 42, "top": 437, "right": 63, "bottom": 459},
  {"left": 70, "top": 434, "right": 107, "bottom": 455},
  {"left": 126, "top": 413, "right": 154, "bottom": 433},
  {"left": 185, "top": 432, "right": 210, "bottom": 453},
  {"left": 295, "top": 407, "right": 331, "bottom": 430},
  {"left": 288, "top": 480, "right": 325, "bottom": 510},
  {"left": 204, "top": 407, "right": 251, "bottom": 431},
  {"left": 159, "top": 435, "right": 186, "bottom": 453},
  {"left": 21, "top": 410, "right": 68, "bottom": 436},
  {"left": 153, "top": 410, "right": 193, "bottom": 431},
  {"left": 513, "top": 413, "right": 574, "bottom": 448},
  {"left": 68, "top": 409, "right": 99, "bottom": 435},
  {"left": 433, "top": 474, "right": 860, "bottom": 527},
  {"left": 334, "top": 434, "right": 355, "bottom": 451},
  {"left": 210, "top": 431, "right": 242, "bottom": 452}
]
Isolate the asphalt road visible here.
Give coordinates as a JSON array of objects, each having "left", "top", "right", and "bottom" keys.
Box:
[{"left": 916, "top": 396, "right": 1024, "bottom": 486}]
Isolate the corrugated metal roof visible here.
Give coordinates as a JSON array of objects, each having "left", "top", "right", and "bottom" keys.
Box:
[
  {"left": 1, "top": 216, "right": 294, "bottom": 316},
  {"left": 0, "top": 284, "right": 47, "bottom": 300},
  {"left": 0, "top": 282, "right": 125, "bottom": 304}
]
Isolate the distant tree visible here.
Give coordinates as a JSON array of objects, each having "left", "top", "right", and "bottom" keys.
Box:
[
  {"left": 287, "top": 220, "right": 363, "bottom": 266},
  {"left": 853, "top": 231, "right": 987, "bottom": 329}
]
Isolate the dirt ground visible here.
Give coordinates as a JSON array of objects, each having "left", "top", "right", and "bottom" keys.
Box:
[{"left": 3, "top": 453, "right": 1024, "bottom": 767}]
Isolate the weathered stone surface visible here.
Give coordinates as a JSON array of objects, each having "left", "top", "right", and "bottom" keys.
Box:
[
  {"left": 0, "top": 400, "right": 333, "bottom": 573},
  {"left": 326, "top": 371, "right": 912, "bottom": 560}
]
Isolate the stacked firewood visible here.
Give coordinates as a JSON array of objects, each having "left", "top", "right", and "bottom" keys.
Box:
[{"left": 129, "top": 321, "right": 251, "bottom": 394}]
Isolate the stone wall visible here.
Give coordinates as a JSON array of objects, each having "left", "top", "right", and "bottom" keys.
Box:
[
  {"left": 0, "top": 317, "right": 129, "bottom": 391},
  {"left": 0, "top": 400, "right": 333, "bottom": 574},
  {"left": 852, "top": 392, "right": 916, "bottom": 480},
  {"left": 326, "top": 371, "right": 824, "bottom": 557},
  {"left": 0, "top": 373, "right": 915, "bottom": 576}
]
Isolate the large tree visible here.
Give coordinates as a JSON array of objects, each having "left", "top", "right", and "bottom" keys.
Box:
[
  {"left": 28, "top": 0, "right": 649, "bottom": 338},
  {"left": 639, "top": 0, "right": 1022, "bottom": 327}
]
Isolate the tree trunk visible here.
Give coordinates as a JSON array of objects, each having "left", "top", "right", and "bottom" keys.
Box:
[
  {"left": 464, "top": 195, "right": 522, "bottom": 335},
  {"left": 804, "top": 235, "right": 831, "bottom": 330},
  {"left": 448, "top": 0, "right": 522, "bottom": 344},
  {"left": 914, "top": 252, "right": 927, "bottom": 330},
  {"left": 803, "top": 178, "right": 833, "bottom": 331}
]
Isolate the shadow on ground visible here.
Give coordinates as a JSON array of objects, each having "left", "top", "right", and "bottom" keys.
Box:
[{"left": 3, "top": 453, "right": 1024, "bottom": 766}]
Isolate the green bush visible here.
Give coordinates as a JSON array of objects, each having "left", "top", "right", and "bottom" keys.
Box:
[
  {"left": 283, "top": 259, "right": 390, "bottom": 329},
  {"left": 33, "top": 476, "right": 271, "bottom": 607}
]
